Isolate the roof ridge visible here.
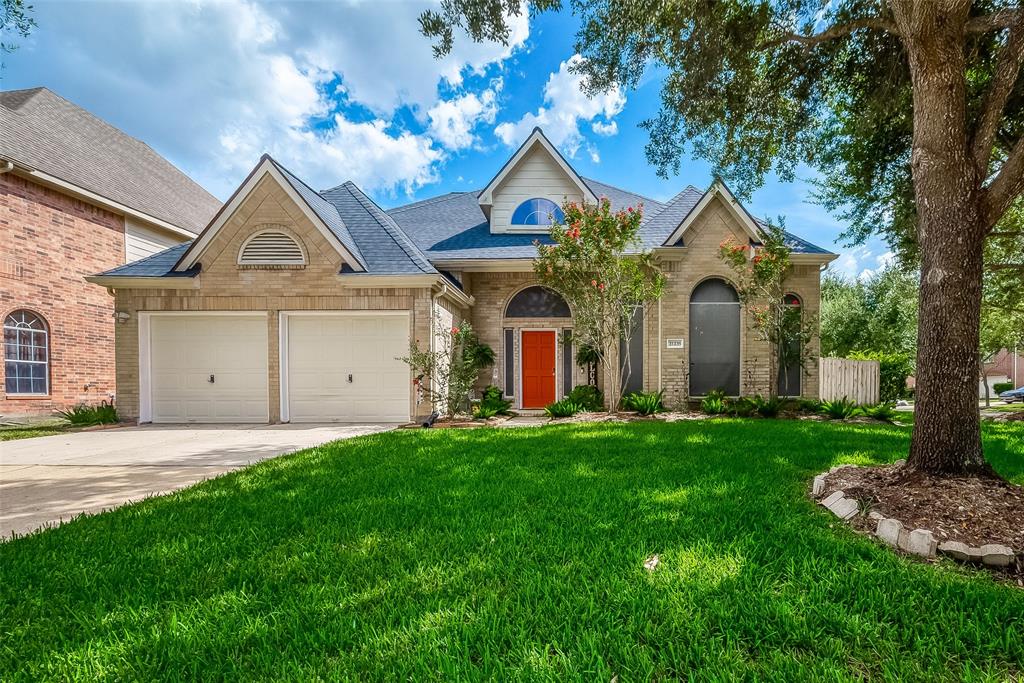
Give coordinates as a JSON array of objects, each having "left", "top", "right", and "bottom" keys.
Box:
[
  {"left": 581, "top": 176, "right": 665, "bottom": 207},
  {"left": 335, "top": 183, "right": 436, "bottom": 274},
  {"left": 387, "top": 191, "right": 471, "bottom": 215}
]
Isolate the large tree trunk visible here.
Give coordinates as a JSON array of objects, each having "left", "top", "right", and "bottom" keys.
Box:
[{"left": 896, "top": 1, "right": 990, "bottom": 474}]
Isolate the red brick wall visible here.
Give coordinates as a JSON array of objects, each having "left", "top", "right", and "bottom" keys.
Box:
[{"left": 1, "top": 172, "right": 124, "bottom": 415}]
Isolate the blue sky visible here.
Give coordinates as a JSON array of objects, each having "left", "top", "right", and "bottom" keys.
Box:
[{"left": 3, "top": 0, "right": 890, "bottom": 278}]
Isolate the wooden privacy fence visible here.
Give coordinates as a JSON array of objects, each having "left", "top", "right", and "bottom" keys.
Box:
[{"left": 819, "top": 357, "right": 880, "bottom": 405}]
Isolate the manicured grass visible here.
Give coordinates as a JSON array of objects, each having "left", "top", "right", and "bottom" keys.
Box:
[
  {"left": 0, "top": 423, "right": 73, "bottom": 441},
  {"left": 1, "top": 419, "right": 1022, "bottom": 680}
]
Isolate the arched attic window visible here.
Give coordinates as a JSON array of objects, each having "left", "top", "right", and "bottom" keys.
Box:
[
  {"left": 505, "top": 286, "right": 571, "bottom": 318},
  {"left": 238, "top": 228, "right": 306, "bottom": 267},
  {"left": 511, "top": 198, "right": 565, "bottom": 226}
]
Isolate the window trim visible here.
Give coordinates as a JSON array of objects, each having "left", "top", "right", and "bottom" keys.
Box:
[{"left": 4, "top": 309, "right": 50, "bottom": 397}]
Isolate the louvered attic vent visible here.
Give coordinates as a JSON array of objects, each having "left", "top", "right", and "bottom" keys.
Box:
[{"left": 238, "top": 230, "right": 305, "bottom": 266}]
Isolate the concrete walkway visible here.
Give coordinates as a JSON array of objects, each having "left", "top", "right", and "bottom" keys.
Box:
[{"left": 0, "top": 423, "right": 395, "bottom": 539}]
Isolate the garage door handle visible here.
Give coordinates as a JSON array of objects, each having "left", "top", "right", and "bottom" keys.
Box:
[{"left": 209, "top": 374, "right": 215, "bottom": 383}]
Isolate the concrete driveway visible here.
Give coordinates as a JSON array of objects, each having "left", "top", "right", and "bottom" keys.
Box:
[{"left": 0, "top": 423, "right": 395, "bottom": 539}]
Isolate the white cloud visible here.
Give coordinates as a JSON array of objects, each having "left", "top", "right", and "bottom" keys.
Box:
[
  {"left": 427, "top": 87, "right": 499, "bottom": 151},
  {"left": 6, "top": 0, "right": 530, "bottom": 197},
  {"left": 495, "top": 54, "right": 626, "bottom": 157}
]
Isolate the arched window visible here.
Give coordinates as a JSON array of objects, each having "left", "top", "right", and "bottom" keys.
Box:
[
  {"left": 4, "top": 310, "right": 49, "bottom": 396},
  {"left": 505, "top": 286, "right": 571, "bottom": 318},
  {"left": 778, "top": 294, "right": 802, "bottom": 397},
  {"left": 511, "top": 198, "right": 565, "bottom": 226},
  {"left": 238, "top": 229, "right": 306, "bottom": 266},
  {"left": 689, "top": 279, "right": 740, "bottom": 396}
]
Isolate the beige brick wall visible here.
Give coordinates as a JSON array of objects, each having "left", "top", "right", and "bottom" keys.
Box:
[
  {"left": 110, "top": 176, "right": 433, "bottom": 422},
  {"left": 461, "top": 194, "right": 822, "bottom": 409}
]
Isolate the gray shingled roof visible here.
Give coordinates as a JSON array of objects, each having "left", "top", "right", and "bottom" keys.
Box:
[
  {"left": 96, "top": 242, "right": 196, "bottom": 277},
  {"left": 1, "top": 87, "right": 220, "bottom": 233},
  {"left": 320, "top": 182, "right": 436, "bottom": 275},
  {"left": 271, "top": 159, "right": 366, "bottom": 270}
]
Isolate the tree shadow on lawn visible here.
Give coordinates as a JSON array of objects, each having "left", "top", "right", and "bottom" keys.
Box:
[{"left": 1, "top": 420, "right": 1022, "bottom": 680}]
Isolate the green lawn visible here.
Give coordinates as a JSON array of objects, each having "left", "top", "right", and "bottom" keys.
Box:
[
  {"left": 2, "top": 419, "right": 1022, "bottom": 680},
  {"left": 0, "top": 423, "right": 74, "bottom": 441}
]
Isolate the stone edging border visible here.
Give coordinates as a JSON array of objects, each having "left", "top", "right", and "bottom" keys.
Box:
[{"left": 811, "top": 464, "right": 1017, "bottom": 568}]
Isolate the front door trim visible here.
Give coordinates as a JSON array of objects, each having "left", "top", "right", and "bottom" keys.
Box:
[{"left": 518, "top": 328, "right": 557, "bottom": 409}]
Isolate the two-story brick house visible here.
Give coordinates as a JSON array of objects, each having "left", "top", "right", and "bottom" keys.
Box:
[{"left": 1, "top": 87, "right": 221, "bottom": 416}]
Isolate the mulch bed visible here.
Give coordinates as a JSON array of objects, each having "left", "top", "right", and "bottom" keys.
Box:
[{"left": 826, "top": 464, "right": 1024, "bottom": 576}]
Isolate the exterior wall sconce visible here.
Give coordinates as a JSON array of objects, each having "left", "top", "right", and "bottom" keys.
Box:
[{"left": 115, "top": 311, "right": 131, "bottom": 323}]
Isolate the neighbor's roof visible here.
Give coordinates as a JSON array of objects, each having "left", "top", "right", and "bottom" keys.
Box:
[{"left": 0, "top": 87, "right": 220, "bottom": 233}]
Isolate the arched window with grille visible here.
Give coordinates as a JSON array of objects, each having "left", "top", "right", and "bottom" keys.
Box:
[
  {"left": 4, "top": 310, "right": 49, "bottom": 396},
  {"left": 510, "top": 198, "right": 565, "bottom": 227}
]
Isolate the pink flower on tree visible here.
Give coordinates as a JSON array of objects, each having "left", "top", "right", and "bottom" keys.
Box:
[{"left": 451, "top": 326, "right": 460, "bottom": 335}]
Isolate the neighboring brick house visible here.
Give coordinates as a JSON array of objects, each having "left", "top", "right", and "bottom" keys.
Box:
[
  {"left": 980, "top": 347, "right": 1022, "bottom": 397},
  {"left": 1, "top": 87, "right": 220, "bottom": 416},
  {"left": 89, "top": 128, "right": 836, "bottom": 424}
]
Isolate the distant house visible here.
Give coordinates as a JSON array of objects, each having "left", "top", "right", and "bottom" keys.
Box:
[
  {"left": 980, "top": 347, "right": 1022, "bottom": 397},
  {"left": 1, "top": 87, "right": 221, "bottom": 416},
  {"left": 88, "top": 128, "right": 837, "bottom": 424}
]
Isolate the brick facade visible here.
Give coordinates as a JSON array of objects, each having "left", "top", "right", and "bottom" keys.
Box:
[
  {"left": 110, "top": 176, "right": 436, "bottom": 423},
  {"left": 0, "top": 172, "right": 124, "bottom": 414}
]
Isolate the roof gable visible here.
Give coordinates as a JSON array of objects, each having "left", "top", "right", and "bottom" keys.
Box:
[
  {"left": 661, "top": 180, "right": 763, "bottom": 247},
  {"left": 478, "top": 127, "right": 597, "bottom": 210},
  {"left": 174, "top": 156, "right": 365, "bottom": 273}
]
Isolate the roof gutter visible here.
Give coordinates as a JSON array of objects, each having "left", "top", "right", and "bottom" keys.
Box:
[
  {"left": 84, "top": 275, "right": 201, "bottom": 290},
  {"left": 0, "top": 160, "right": 13, "bottom": 174}
]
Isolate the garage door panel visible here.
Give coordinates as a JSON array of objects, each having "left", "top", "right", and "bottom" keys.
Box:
[
  {"left": 149, "top": 315, "right": 268, "bottom": 423},
  {"left": 287, "top": 314, "right": 409, "bottom": 423}
]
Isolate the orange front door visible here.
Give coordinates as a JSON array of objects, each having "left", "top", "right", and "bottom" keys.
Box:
[{"left": 522, "top": 330, "right": 556, "bottom": 408}]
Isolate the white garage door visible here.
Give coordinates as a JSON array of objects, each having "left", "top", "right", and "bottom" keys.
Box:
[
  {"left": 149, "top": 315, "right": 269, "bottom": 423},
  {"left": 286, "top": 313, "right": 409, "bottom": 422}
]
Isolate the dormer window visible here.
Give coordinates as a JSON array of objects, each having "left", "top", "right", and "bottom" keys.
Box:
[{"left": 511, "top": 198, "right": 565, "bottom": 227}]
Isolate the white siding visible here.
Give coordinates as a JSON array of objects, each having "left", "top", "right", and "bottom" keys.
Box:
[
  {"left": 489, "top": 147, "right": 585, "bottom": 234},
  {"left": 125, "top": 218, "right": 188, "bottom": 263}
]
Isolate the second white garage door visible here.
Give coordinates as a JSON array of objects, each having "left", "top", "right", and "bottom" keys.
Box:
[{"left": 285, "top": 313, "right": 410, "bottom": 422}]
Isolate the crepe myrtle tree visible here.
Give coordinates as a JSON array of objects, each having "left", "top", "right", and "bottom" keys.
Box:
[
  {"left": 719, "top": 226, "right": 817, "bottom": 399},
  {"left": 400, "top": 316, "right": 494, "bottom": 419},
  {"left": 421, "top": 0, "right": 1024, "bottom": 475},
  {"left": 534, "top": 197, "right": 666, "bottom": 410}
]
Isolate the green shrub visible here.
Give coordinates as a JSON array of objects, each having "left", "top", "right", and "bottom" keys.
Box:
[
  {"left": 544, "top": 399, "right": 583, "bottom": 418},
  {"left": 472, "top": 404, "right": 500, "bottom": 419},
  {"left": 567, "top": 385, "right": 604, "bottom": 411},
  {"left": 796, "top": 398, "right": 821, "bottom": 413},
  {"left": 730, "top": 396, "right": 757, "bottom": 417},
  {"left": 700, "top": 389, "right": 728, "bottom": 415},
  {"left": 623, "top": 390, "right": 665, "bottom": 416},
  {"left": 993, "top": 381, "right": 1014, "bottom": 395},
  {"left": 861, "top": 402, "right": 897, "bottom": 420},
  {"left": 849, "top": 351, "right": 914, "bottom": 402},
  {"left": 58, "top": 400, "right": 118, "bottom": 426},
  {"left": 478, "top": 385, "right": 512, "bottom": 415},
  {"left": 820, "top": 397, "right": 858, "bottom": 420},
  {"left": 752, "top": 395, "right": 783, "bottom": 418}
]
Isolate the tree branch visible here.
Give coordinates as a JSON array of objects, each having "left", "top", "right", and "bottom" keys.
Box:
[
  {"left": 972, "top": 13, "right": 1024, "bottom": 172},
  {"left": 757, "top": 17, "right": 897, "bottom": 51},
  {"left": 965, "top": 9, "right": 1024, "bottom": 34},
  {"left": 984, "top": 133, "right": 1024, "bottom": 227}
]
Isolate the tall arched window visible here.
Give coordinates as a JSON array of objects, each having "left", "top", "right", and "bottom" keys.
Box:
[
  {"left": 689, "top": 279, "right": 740, "bottom": 396},
  {"left": 778, "top": 293, "right": 802, "bottom": 397},
  {"left": 4, "top": 310, "right": 49, "bottom": 395},
  {"left": 511, "top": 198, "right": 565, "bottom": 226}
]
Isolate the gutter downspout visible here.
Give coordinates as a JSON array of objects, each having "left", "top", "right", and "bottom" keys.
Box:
[{"left": 0, "top": 161, "right": 14, "bottom": 175}]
